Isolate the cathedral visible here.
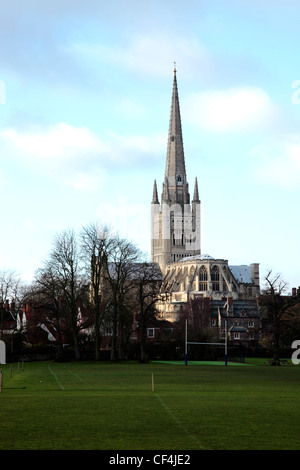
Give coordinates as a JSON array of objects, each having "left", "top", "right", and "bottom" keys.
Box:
[{"left": 151, "top": 68, "right": 261, "bottom": 344}]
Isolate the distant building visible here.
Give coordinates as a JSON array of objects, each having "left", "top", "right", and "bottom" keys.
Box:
[
  {"left": 151, "top": 68, "right": 261, "bottom": 345},
  {"left": 0, "top": 299, "right": 16, "bottom": 336}
]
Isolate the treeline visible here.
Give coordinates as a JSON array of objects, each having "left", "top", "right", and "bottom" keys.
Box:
[{"left": 0, "top": 223, "right": 162, "bottom": 362}]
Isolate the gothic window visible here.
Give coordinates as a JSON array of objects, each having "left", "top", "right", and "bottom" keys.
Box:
[
  {"left": 177, "top": 175, "right": 182, "bottom": 182},
  {"left": 199, "top": 265, "right": 208, "bottom": 291},
  {"left": 189, "top": 266, "right": 195, "bottom": 289},
  {"left": 199, "top": 266, "right": 208, "bottom": 281},
  {"left": 211, "top": 265, "right": 220, "bottom": 291}
]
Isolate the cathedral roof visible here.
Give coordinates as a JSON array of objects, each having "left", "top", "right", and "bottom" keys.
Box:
[
  {"left": 178, "top": 257, "right": 254, "bottom": 283},
  {"left": 179, "top": 253, "right": 215, "bottom": 262},
  {"left": 229, "top": 265, "right": 252, "bottom": 284}
]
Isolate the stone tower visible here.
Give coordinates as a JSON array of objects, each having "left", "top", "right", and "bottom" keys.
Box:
[{"left": 151, "top": 67, "right": 201, "bottom": 272}]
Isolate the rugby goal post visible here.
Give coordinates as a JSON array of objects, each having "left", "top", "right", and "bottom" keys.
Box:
[{"left": 184, "top": 319, "right": 228, "bottom": 366}]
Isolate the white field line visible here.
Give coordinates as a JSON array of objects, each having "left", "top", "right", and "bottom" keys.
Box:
[
  {"left": 62, "top": 365, "right": 93, "bottom": 388},
  {"left": 48, "top": 364, "right": 64, "bottom": 390},
  {"left": 154, "top": 392, "right": 205, "bottom": 450}
]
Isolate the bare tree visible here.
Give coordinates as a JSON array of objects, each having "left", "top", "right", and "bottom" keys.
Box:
[
  {"left": 47, "top": 229, "right": 84, "bottom": 360},
  {"left": 131, "top": 261, "right": 162, "bottom": 362},
  {"left": 80, "top": 223, "right": 115, "bottom": 360},
  {"left": 0, "top": 270, "right": 22, "bottom": 340},
  {"left": 103, "top": 236, "right": 142, "bottom": 361},
  {"left": 31, "top": 264, "right": 67, "bottom": 355},
  {"left": 259, "top": 270, "right": 296, "bottom": 365}
]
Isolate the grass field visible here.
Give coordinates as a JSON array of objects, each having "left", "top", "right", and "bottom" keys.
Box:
[{"left": 1, "top": 359, "right": 300, "bottom": 450}]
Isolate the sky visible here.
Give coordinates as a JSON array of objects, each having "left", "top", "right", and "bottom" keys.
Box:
[{"left": 1, "top": 0, "right": 300, "bottom": 292}]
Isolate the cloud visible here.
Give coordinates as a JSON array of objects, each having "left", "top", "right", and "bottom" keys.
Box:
[
  {"left": 108, "top": 132, "right": 165, "bottom": 160},
  {"left": 183, "top": 86, "right": 278, "bottom": 133},
  {"left": 65, "top": 170, "right": 107, "bottom": 192},
  {"left": 68, "top": 33, "right": 208, "bottom": 79},
  {"left": 0, "top": 122, "right": 164, "bottom": 189},
  {"left": 0, "top": 122, "right": 108, "bottom": 161},
  {"left": 0, "top": 122, "right": 108, "bottom": 187},
  {"left": 251, "top": 135, "right": 300, "bottom": 189}
]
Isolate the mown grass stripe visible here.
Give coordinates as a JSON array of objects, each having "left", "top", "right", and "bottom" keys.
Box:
[
  {"left": 63, "top": 365, "right": 93, "bottom": 388},
  {"left": 48, "top": 364, "right": 64, "bottom": 390},
  {"left": 154, "top": 392, "right": 205, "bottom": 450}
]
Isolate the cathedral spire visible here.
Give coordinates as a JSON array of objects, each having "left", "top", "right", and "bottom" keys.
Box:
[
  {"left": 193, "top": 177, "right": 200, "bottom": 202},
  {"left": 151, "top": 68, "right": 201, "bottom": 268},
  {"left": 162, "top": 176, "right": 170, "bottom": 203},
  {"left": 152, "top": 179, "right": 159, "bottom": 204},
  {"left": 164, "top": 66, "right": 187, "bottom": 205}
]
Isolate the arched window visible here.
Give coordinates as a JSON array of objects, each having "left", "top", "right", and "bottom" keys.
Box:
[
  {"left": 199, "top": 265, "right": 208, "bottom": 291},
  {"left": 211, "top": 265, "right": 220, "bottom": 291}
]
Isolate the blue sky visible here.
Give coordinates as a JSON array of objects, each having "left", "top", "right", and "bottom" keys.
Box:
[{"left": 1, "top": 0, "right": 300, "bottom": 291}]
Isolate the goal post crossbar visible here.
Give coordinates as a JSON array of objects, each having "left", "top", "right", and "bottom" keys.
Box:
[
  {"left": 185, "top": 319, "right": 228, "bottom": 366},
  {"left": 187, "top": 342, "right": 225, "bottom": 346}
]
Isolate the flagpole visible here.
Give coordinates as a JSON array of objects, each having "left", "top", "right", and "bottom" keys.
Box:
[
  {"left": 225, "top": 319, "right": 228, "bottom": 366},
  {"left": 185, "top": 319, "right": 187, "bottom": 365}
]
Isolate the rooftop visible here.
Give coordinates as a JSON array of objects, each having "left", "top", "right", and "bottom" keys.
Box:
[
  {"left": 229, "top": 265, "right": 252, "bottom": 284},
  {"left": 180, "top": 253, "right": 215, "bottom": 262}
]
